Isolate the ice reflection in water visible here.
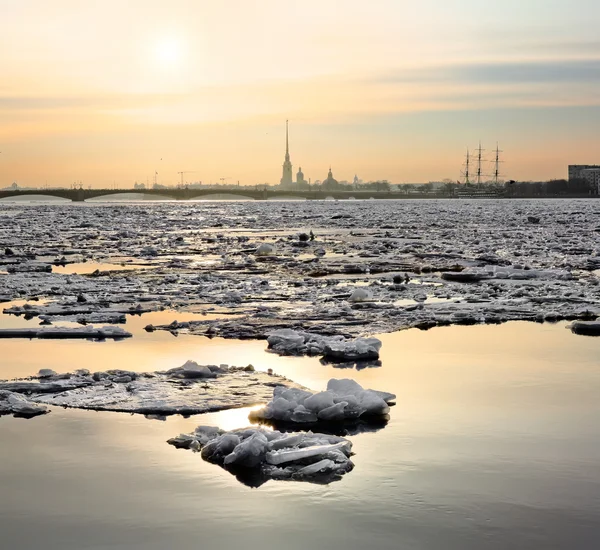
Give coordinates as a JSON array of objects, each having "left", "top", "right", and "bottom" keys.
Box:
[
  {"left": 0, "top": 318, "right": 600, "bottom": 549},
  {"left": 51, "top": 262, "right": 152, "bottom": 275}
]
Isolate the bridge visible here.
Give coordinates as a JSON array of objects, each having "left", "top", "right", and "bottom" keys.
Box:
[{"left": 0, "top": 187, "right": 451, "bottom": 202}]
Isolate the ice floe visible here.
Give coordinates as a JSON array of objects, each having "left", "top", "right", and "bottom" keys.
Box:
[
  {"left": 249, "top": 378, "right": 395, "bottom": 427},
  {"left": 168, "top": 426, "right": 354, "bottom": 486},
  {"left": 0, "top": 326, "right": 131, "bottom": 340},
  {"left": 267, "top": 329, "right": 382, "bottom": 360},
  {"left": 0, "top": 362, "right": 304, "bottom": 417}
]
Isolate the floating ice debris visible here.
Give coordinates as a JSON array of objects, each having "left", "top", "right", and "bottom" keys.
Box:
[
  {"left": 140, "top": 246, "right": 158, "bottom": 256},
  {"left": 441, "top": 265, "right": 573, "bottom": 283},
  {"left": 255, "top": 243, "right": 275, "bottom": 256},
  {"left": 168, "top": 426, "right": 354, "bottom": 486},
  {"left": 170, "top": 360, "right": 219, "bottom": 379},
  {"left": 0, "top": 362, "right": 305, "bottom": 417},
  {"left": 2, "top": 200, "right": 600, "bottom": 341},
  {"left": 569, "top": 321, "right": 600, "bottom": 336},
  {"left": 249, "top": 378, "right": 395, "bottom": 426},
  {"left": 38, "top": 369, "right": 58, "bottom": 378},
  {"left": 0, "top": 391, "right": 48, "bottom": 418},
  {"left": 0, "top": 326, "right": 132, "bottom": 340},
  {"left": 322, "top": 337, "right": 382, "bottom": 362},
  {"left": 267, "top": 329, "right": 382, "bottom": 361},
  {"left": 348, "top": 288, "right": 373, "bottom": 302},
  {"left": 441, "top": 271, "right": 487, "bottom": 283}
]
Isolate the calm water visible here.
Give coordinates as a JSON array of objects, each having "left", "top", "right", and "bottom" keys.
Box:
[{"left": 1, "top": 312, "right": 599, "bottom": 549}]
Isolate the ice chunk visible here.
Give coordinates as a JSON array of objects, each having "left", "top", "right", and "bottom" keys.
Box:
[
  {"left": 322, "top": 337, "right": 382, "bottom": 361},
  {"left": 255, "top": 243, "right": 275, "bottom": 256},
  {"left": 569, "top": 321, "right": 600, "bottom": 336},
  {"left": 266, "top": 441, "right": 350, "bottom": 465},
  {"left": 0, "top": 392, "right": 49, "bottom": 418},
  {"left": 251, "top": 378, "right": 395, "bottom": 426},
  {"left": 266, "top": 329, "right": 382, "bottom": 361},
  {"left": 202, "top": 433, "right": 242, "bottom": 462},
  {"left": 317, "top": 402, "right": 348, "bottom": 421},
  {"left": 223, "top": 431, "right": 269, "bottom": 467},
  {"left": 296, "top": 459, "right": 339, "bottom": 477},
  {"left": 358, "top": 390, "right": 390, "bottom": 416},
  {"left": 176, "top": 360, "right": 217, "bottom": 379},
  {"left": 290, "top": 406, "right": 318, "bottom": 423},
  {"left": 327, "top": 378, "right": 364, "bottom": 395},
  {"left": 304, "top": 391, "right": 335, "bottom": 413},
  {"left": 168, "top": 426, "right": 354, "bottom": 486},
  {"left": 348, "top": 288, "right": 373, "bottom": 302},
  {"left": 38, "top": 369, "right": 58, "bottom": 378},
  {"left": 271, "top": 397, "right": 298, "bottom": 416}
]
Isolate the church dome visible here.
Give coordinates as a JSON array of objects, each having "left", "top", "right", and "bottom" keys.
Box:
[{"left": 323, "top": 167, "right": 338, "bottom": 187}]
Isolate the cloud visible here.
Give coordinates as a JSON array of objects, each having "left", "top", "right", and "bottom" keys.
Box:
[{"left": 375, "top": 58, "right": 600, "bottom": 86}]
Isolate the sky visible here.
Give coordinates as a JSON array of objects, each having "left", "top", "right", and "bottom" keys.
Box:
[{"left": 1, "top": 0, "right": 600, "bottom": 187}]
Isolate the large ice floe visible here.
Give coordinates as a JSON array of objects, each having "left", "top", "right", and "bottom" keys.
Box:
[
  {"left": 0, "top": 361, "right": 304, "bottom": 417},
  {"left": 168, "top": 426, "right": 354, "bottom": 486},
  {"left": 248, "top": 378, "right": 396, "bottom": 429}
]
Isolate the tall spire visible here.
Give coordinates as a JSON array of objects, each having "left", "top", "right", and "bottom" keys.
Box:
[
  {"left": 280, "top": 119, "right": 293, "bottom": 187},
  {"left": 285, "top": 119, "right": 290, "bottom": 161}
]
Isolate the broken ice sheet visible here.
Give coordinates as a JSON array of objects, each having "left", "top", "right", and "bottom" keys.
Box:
[
  {"left": 0, "top": 361, "right": 305, "bottom": 417},
  {"left": 168, "top": 426, "right": 354, "bottom": 487},
  {"left": 3, "top": 200, "right": 600, "bottom": 344}
]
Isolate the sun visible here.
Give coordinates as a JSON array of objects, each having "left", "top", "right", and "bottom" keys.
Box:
[{"left": 155, "top": 38, "right": 183, "bottom": 68}]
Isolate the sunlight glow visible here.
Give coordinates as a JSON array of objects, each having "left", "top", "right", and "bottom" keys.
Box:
[{"left": 155, "top": 38, "right": 184, "bottom": 68}]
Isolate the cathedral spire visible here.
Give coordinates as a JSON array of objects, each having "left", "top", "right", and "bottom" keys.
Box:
[
  {"left": 280, "top": 119, "right": 293, "bottom": 187},
  {"left": 285, "top": 119, "right": 290, "bottom": 161}
]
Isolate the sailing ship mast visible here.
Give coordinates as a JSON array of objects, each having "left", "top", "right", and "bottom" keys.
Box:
[
  {"left": 476, "top": 141, "right": 484, "bottom": 187},
  {"left": 492, "top": 143, "right": 503, "bottom": 185},
  {"left": 462, "top": 148, "right": 471, "bottom": 185}
]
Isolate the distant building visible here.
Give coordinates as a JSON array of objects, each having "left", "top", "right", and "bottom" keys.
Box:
[
  {"left": 322, "top": 167, "right": 339, "bottom": 188},
  {"left": 569, "top": 165, "right": 599, "bottom": 180},
  {"left": 296, "top": 167, "right": 307, "bottom": 186},
  {"left": 569, "top": 164, "right": 600, "bottom": 193},
  {"left": 280, "top": 120, "right": 293, "bottom": 188}
]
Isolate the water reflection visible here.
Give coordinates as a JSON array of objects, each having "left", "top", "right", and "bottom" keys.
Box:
[
  {"left": 51, "top": 262, "right": 152, "bottom": 275},
  {"left": 319, "top": 358, "right": 382, "bottom": 370},
  {"left": 1, "top": 319, "right": 600, "bottom": 549},
  {"left": 253, "top": 415, "right": 390, "bottom": 437}
]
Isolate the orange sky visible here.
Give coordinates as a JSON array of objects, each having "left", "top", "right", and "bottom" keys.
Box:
[{"left": 1, "top": 0, "right": 600, "bottom": 187}]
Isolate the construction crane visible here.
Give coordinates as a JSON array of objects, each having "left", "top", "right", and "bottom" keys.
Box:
[
  {"left": 219, "top": 177, "right": 231, "bottom": 187},
  {"left": 177, "top": 171, "right": 198, "bottom": 187}
]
